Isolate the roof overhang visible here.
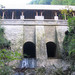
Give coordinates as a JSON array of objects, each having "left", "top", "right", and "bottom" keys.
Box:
[{"left": 0, "top": 5, "right": 75, "bottom": 11}]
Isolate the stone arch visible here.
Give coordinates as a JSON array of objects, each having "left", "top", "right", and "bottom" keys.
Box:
[
  {"left": 23, "top": 41, "right": 36, "bottom": 58},
  {"left": 46, "top": 42, "right": 56, "bottom": 58}
]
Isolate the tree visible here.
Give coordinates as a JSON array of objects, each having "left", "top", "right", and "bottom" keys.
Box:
[
  {"left": 60, "top": 6, "right": 72, "bottom": 20},
  {"left": 30, "top": 0, "right": 75, "bottom": 5},
  {"left": 63, "top": 17, "right": 75, "bottom": 73},
  {"left": 39, "top": 0, "right": 52, "bottom": 5},
  {"left": 51, "top": 0, "right": 63, "bottom": 5},
  {"left": 29, "top": 0, "right": 40, "bottom": 4},
  {"left": 29, "top": 0, "right": 52, "bottom": 5},
  {"left": 62, "top": 0, "right": 75, "bottom": 5},
  {"left": 51, "top": 0, "right": 75, "bottom": 5}
]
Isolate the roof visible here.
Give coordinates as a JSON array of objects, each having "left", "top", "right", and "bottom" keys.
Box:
[{"left": 1, "top": 5, "right": 75, "bottom": 11}]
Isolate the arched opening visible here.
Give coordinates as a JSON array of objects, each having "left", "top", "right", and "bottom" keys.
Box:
[
  {"left": 22, "top": 42, "right": 36, "bottom": 68},
  {"left": 46, "top": 42, "right": 56, "bottom": 58},
  {"left": 23, "top": 42, "right": 36, "bottom": 58}
]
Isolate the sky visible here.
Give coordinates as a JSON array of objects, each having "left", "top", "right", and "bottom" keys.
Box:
[{"left": 0, "top": 0, "right": 32, "bottom": 8}]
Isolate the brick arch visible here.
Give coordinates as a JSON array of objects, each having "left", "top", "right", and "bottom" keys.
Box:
[
  {"left": 46, "top": 42, "right": 56, "bottom": 58},
  {"left": 23, "top": 41, "right": 36, "bottom": 58}
]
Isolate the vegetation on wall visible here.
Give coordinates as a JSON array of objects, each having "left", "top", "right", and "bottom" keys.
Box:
[
  {"left": 0, "top": 26, "right": 11, "bottom": 49},
  {"left": 63, "top": 17, "right": 75, "bottom": 73},
  {"left": 68, "top": 17, "right": 75, "bottom": 32},
  {"left": 0, "top": 19, "right": 21, "bottom": 74},
  {"left": 63, "top": 17, "right": 75, "bottom": 58},
  {"left": 0, "top": 49, "right": 21, "bottom": 75}
]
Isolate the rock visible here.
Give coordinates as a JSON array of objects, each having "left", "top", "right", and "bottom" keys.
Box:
[{"left": 71, "top": 72, "right": 75, "bottom": 75}]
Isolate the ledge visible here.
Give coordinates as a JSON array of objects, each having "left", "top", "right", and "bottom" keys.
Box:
[{"left": 0, "top": 19, "right": 68, "bottom": 26}]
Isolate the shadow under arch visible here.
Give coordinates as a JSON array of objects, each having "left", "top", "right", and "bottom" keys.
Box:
[
  {"left": 23, "top": 41, "right": 36, "bottom": 58},
  {"left": 46, "top": 42, "right": 56, "bottom": 58}
]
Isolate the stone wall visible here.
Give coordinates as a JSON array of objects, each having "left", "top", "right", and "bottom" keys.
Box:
[
  {"left": 3, "top": 25, "right": 23, "bottom": 54},
  {"left": 56, "top": 26, "right": 68, "bottom": 58},
  {"left": 1, "top": 19, "right": 69, "bottom": 68},
  {"left": 23, "top": 26, "right": 35, "bottom": 43}
]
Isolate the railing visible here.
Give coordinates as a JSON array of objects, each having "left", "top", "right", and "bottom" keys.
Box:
[{"left": 0, "top": 19, "right": 68, "bottom": 26}]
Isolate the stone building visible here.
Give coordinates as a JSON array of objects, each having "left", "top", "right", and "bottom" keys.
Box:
[{"left": 0, "top": 5, "right": 75, "bottom": 69}]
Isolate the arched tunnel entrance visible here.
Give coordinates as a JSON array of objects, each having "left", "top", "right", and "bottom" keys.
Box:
[
  {"left": 46, "top": 42, "right": 56, "bottom": 58},
  {"left": 23, "top": 42, "right": 36, "bottom": 58},
  {"left": 22, "top": 41, "right": 36, "bottom": 68}
]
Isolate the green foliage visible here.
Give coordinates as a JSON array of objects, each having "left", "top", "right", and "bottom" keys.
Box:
[
  {"left": 68, "top": 35, "right": 75, "bottom": 57},
  {"left": 30, "top": 0, "right": 75, "bottom": 5},
  {"left": 39, "top": 0, "right": 52, "bottom": 5},
  {"left": 0, "top": 20, "right": 21, "bottom": 74},
  {"left": 63, "top": 31, "right": 75, "bottom": 59},
  {"left": 62, "top": 0, "right": 75, "bottom": 5},
  {"left": 0, "top": 49, "right": 21, "bottom": 65},
  {"left": 36, "top": 67, "right": 46, "bottom": 75},
  {"left": 54, "top": 68, "right": 65, "bottom": 75},
  {"left": 29, "top": 0, "right": 52, "bottom": 5},
  {"left": 63, "top": 17, "right": 75, "bottom": 61},
  {"left": 0, "top": 49, "right": 21, "bottom": 75},
  {"left": 30, "top": 0, "right": 40, "bottom": 4},
  {"left": 63, "top": 18, "right": 75, "bottom": 72},
  {"left": 51, "top": 0, "right": 75, "bottom": 5},
  {"left": 0, "top": 26, "right": 11, "bottom": 49},
  {"left": 0, "top": 66, "right": 13, "bottom": 75},
  {"left": 51, "top": 0, "right": 63, "bottom": 5},
  {"left": 68, "top": 17, "right": 75, "bottom": 32},
  {"left": 60, "top": 6, "right": 72, "bottom": 20}
]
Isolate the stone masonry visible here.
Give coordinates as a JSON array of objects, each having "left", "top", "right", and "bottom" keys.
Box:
[{"left": 0, "top": 18, "right": 68, "bottom": 67}]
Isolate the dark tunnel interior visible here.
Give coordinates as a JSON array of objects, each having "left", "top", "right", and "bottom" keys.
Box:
[
  {"left": 23, "top": 42, "right": 36, "bottom": 58},
  {"left": 46, "top": 42, "right": 56, "bottom": 58}
]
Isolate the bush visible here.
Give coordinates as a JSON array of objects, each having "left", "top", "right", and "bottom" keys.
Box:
[
  {"left": 0, "top": 26, "right": 11, "bottom": 49},
  {"left": 63, "top": 17, "right": 75, "bottom": 73},
  {"left": 68, "top": 35, "right": 75, "bottom": 59},
  {"left": 0, "top": 49, "right": 21, "bottom": 75},
  {"left": 0, "top": 24, "right": 21, "bottom": 74},
  {"left": 68, "top": 17, "right": 75, "bottom": 32},
  {"left": 63, "top": 17, "right": 75, "bottom": 59}
]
